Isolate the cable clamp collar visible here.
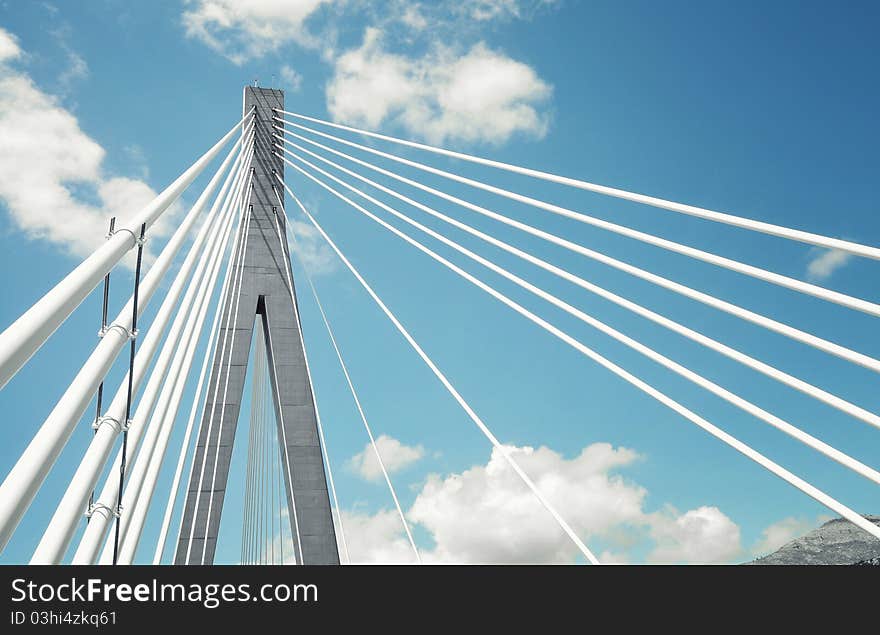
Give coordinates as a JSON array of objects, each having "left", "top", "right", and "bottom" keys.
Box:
[
  {"left": 85, "top": 502, "right": 119, "bottom": 519},
  {"left": 107, "top": 227, "right": 147, "bottom": 246},
  {"left": 98, "top": 323, "right": 137, "bottom": 340},
  {"left": 92, "top": 415, "right": 130, "bottom": 432}
]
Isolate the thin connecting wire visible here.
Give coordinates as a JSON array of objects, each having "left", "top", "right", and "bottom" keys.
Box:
[
  {"left": 268, "top": 193, "right": 349, "bottom": 564},
  {"left": 273, "top": 129, "right": 880, "bottom": 376},
  {"left": 101, "top": 137, "right": 257, "bottom": 565},
  {"left": 275, "top": 175, "right": 603, "bottom": 564},
  {"left": 275, "top": 162, "right": 880, "bottom": 543},
  {"left": 242, "top": 324, "right": 265, "bottom": 564},
  {"left": 274, "top": 119, "right": 880, "bottom": 318},
  {"left": 275, "top": 139, "right": 880, "bottom": 433},
  {"left": 263, "top": 312, "right": 304, "bottom": 564},
  {"left": 69, "top": 132, "right": 254, "bottom": 566},
  {"left": 256, "top": 327, "right": 267, "bottom": 564},
  {"left": 274, "top": 186, "right": 420, "bottom": 563},
  {"left": 112, "top": 222, "right": 147, "bottom": 565},
  {"left": 274, "top": 108, "right": 880, "bottom": 260}
]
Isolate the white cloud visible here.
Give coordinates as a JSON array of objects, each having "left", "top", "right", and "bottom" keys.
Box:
[
  {"left": 326, "top": 28, "right": 552, "bottom": 145},
  {"left": 49, "top": 26, "right": 89, "bottom": 94},
  {"left": 58, "top": 49, "right": 88, "bottom": 91},
  {"left": 347, "top": 434, "right": 425, "bottom": 482},
  {"left": 0, "top": 27, "right": 174, "bottom": 266},
  {"left": 399, "top": 4, "right": 428, "bottom": 31},
  {"left": 288, "top": 217, "right": 336, "bottom": 275},
  {"left": 751, "top": 516, "right": 818, "bottom": 558},
  {"left": 181, "top": 0, "right": 333, "bottom": 65},
  {"left": 647, "top": 506, "right": 742, "bottom": 564},
  {"left": 334, "top": 441, "right": 744, "bottom": 564},
  {"left": 338, "top": 509, "right": 419, "bottom": 563},
  {"left": 279, "top": 64, "right": 303, "bottom": 91},
  {"left": 408, "top": 443, "right": 646, "bottom": 563},
  {"left": 806, "top": 247, "right": 852, "bottom": 281},
  {"left": 0, "top": 28, "right": 21, "bottom": 62},
  {"left": 460, "top": 0, "right": 524, "bottom": 21}
]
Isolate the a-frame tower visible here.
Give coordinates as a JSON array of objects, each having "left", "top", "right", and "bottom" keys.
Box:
[{"left": 175, "top": 87, "right": 339, "bottom": 565}]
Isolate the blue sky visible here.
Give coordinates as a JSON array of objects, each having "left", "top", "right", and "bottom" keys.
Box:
[{"left": 0, "top": 0, "right": 878, "bottom": 564}]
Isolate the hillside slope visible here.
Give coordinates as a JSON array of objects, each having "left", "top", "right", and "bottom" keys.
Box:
[{"left": 748, "top": 515, "right": 880, "bottom": 565}]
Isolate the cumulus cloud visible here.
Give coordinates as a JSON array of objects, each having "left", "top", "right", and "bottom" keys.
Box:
[
  {"left": 329, "top": 441, "right": 745, "bottom": 564},
  {"left": 327, "top": 28, "right": 552, "bottom": 145},
  {"left": 647, "top": 506, "right": 742, "bottom": 564},
  {"left": 338, "top": 509, "right": 419, "bottom": 563},
  {"left": 0, "top": 27, "right": 175, "bottom": 266},
  {"left": 181, "top": 0, "right": 333, "bottom": 65},
  {"left": 408, "top": 443, "right": 645, "bottom": 563},
  {"left": 180, "top": 2, "right": 556, "bottom": 145},
  {"left": 347, "top": 435, "right": 425, "bottom": 482},
  {"left": 806, "top": 247, "right": 852, "bottom": 281}
]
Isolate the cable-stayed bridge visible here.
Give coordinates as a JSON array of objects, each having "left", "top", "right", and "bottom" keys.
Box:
[{"left": 0, "top": 85, "right": 878, "bottom": 565}]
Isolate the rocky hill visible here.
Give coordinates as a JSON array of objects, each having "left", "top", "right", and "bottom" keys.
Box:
[{"left": 747, "top": 515, "right": 880, "bottom": 565}]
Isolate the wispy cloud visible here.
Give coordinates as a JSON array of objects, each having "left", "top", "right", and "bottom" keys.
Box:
[
  {"left": 279, "top": 64, "right": 302, "bottom": 92},
  {"left": 806, "top": 247, "right": 852, "bottom": 281},
  {"left": 288, "top": 217, "right": 336, "bottom": 275},
  {"left": 750, "top": 516, "right": 819, "bottom": 558}
]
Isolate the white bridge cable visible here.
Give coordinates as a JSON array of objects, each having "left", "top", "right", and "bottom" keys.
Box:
[
  {"left": 0, "top": 108, "right": 254, "bottom": 391},
  {"left": 278, "top": 150, "right": 880, "bottom": 488},
  {"left": 274, "top": 119, "right": 880, "bottom": 319},
  {"left": 275, "top": 176, "right": 602, "bottom": 565},
  {"left": 172, "top": 168, "right": 253, "bottom": 565},
  {"left": 275, "top": 164, "right": 880, "bottom": 543},
  {"left": 185, "top": 166, "right": 255, "bottom": 565},
  {"left": 275, "top": 142, "right": 880, "bottom": 435},
  {"left": 155, "top": 165, "right": 252, "bottom": 566},
  {"left": 272, "top": 129, "right": 880, "bottom": 377},
  {"left": 0, "top": 120, "right": 254, "bottom": 555},
  {"left": 113, "top": 165, "right": 256, "bottom": 565},
  {"left": 274, "top": 186, "right": 417, "bottom": 563},
  {"left": 153, "top": 198, "right": 242, "bottom": 564},
  {"left": 110, "top": 156, "right": 257, "bottom": 563},
  {"left": 29, "top": 126, "right": 254, "bottom": 564},
  {"left": 198, "top": 178, "right": 256, "bottom": 565},
  {"left": 274, "top": 109, "right": 880, "bottom": 261},
  {"left": 114, "top": 209, "right": 240, "bottom": 565},
  {"left": 268, "top": 194, "right": 343, "bottom": 563},
  {"left": 68, "top": 139, "right": 255, "bottom": 564},
  {"left": 76, "top": 158, "right": 251, "bottom": 565}
]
